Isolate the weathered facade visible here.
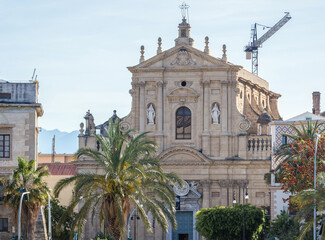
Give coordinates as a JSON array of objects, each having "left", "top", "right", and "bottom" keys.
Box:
[
  {"left": 76, "top": 16, "right": 281, "bottom": 240},
  {"left": 0, "top": 80, "right": 43, "bottom": 239}
]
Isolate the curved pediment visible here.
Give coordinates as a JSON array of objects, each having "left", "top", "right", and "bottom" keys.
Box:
[
  {"left": 158, "top": 147, "right": 211, "bottom": 165},
  {"left": 167, "top": 87, "right": 199, "bottom": 103}
]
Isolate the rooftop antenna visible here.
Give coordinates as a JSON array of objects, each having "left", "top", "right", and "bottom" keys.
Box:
[
  {"left": 179, "top": 2, "right": 190, "bottom": 22},
  {"left": 31, "top": 68, "right": 36, "bottom": 80}
]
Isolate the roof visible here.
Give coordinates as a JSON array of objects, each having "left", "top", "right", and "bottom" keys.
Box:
[
  {"left": 257, "top": 111, "right": 272, "bottom": 124},
  {"left": 285, "top": 111, "right": 325, "bottom": 122},
  {"left": 39, "top": 163, "right": 77, "bottom": 175}
]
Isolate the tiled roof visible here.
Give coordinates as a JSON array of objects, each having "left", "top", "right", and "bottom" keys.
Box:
[{"left": 38, "top": 163, "right": 77, "bottom": 175}]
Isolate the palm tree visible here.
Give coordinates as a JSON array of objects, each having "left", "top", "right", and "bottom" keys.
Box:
[
  {"left": 0, "top": 157, "right": 50, "bottom": 240},
  {"left": 293, "top": 172, "right": 325, "bottom": 240},
  {"left": 54, "top": 119, "right": 183, "bottom": 240},
  {"left": 275, "top": 120, "right": 324, "bottom": 168}
]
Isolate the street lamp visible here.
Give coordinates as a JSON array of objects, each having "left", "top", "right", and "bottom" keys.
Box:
[
  {"left": 127, "top": 206, "right": 138, "bottom": 240},
  {"left": 47, "top": 191, "right": 52, "bottom": 240},
  {"left": 313, "top": 133, "right": 320, "bottom": 240},
  {"left": 18, "top": 190, "right": 30, "bottom": 240},
  {"left": 243, "top": 184, "right": 249, "bottom": 240}
]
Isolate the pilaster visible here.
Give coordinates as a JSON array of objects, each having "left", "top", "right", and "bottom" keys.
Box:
[
  {"left": 200, "top": 180, "right": 211, "bottom": 208},
  {"left": 138, "top": 81, "right": 146, "bottom": 132}
]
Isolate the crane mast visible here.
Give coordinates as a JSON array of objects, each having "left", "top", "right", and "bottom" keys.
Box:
[{"left": 245, "top": 12, "right": 291, "bottom": 75}]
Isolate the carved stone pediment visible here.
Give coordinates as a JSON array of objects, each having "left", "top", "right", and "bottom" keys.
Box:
[
  {"left": 170, "top": 49, "right": 196, "bottom": 66},
  {"left": 167, "top": 87, "right": 200, "bottom": 103},
  {"left": 158, "top": 147, "right": 211, "bottom": 165},
  {"left": 127, "top": 44, "right": 242, "bottom": 73}
]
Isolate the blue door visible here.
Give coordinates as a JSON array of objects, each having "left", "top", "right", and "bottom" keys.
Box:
[{"left": 172, "top": 211, "right": 193, "bottom": 240}]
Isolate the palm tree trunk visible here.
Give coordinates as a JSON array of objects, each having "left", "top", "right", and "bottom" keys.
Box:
[{"left": 21, "top": 205, "right": 39, "bottom": 240}]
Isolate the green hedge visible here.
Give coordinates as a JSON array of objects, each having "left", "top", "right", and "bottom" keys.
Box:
[{"left": 195, "top": 204, "right": 264, "bottom": 240}]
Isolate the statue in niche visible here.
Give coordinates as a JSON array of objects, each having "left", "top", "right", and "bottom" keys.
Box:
[
  {"left": 211, "top": 103, "right": 220, "bottom": 124},
  {"left": 147, "top": 104, "right": 155, "bottom": 124}
]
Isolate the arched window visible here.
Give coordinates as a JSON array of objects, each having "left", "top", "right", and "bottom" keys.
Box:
[{"left": 176, "top": 107, "right": 191, "bottom": 139}]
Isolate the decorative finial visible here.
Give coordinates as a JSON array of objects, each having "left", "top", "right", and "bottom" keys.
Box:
[
  {"left": 204, "top": 36, "right": 210, "bottom": 54},
  {"left": 179, "top": 2, "right": 190, "bottom": 21},
  {"left": 222, "top": 44, "right": 227, "bottom": 62},
  {"left": 157, "top": 37, "right": 162, "bottom": 54},
  {"left": 140, "top": 45, "right": 145, "bottom": 63},
  {"left": 79, "top": 122, "right": 84, "bottom": 136}
]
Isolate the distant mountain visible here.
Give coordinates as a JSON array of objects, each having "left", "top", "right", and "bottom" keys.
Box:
[{"left": 38, "top": 128, "right": 79, "bottom": 154}]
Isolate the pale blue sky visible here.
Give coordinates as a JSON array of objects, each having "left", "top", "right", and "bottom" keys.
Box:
[{"left": 0, "top": 0, "right": 324, "bottom": 132}]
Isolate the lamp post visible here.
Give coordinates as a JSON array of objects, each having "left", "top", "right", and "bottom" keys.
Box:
[
  {"left": 243, "top": 184, "right": 249, "bottom": 240},
  {"left": 127, "top": 207, "right": 138, "bottom": 240},
  {"left": 313, "top": 133, "right": 320, "bottom": 240},
  {"left": 47, "top": 192, "right": 52, "bottom": 240},
  {"left": 18, "top": 191, "right": 30, "bottom": 240}
]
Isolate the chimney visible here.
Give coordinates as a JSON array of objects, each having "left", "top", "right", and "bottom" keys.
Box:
[
  {"left": 312, "top": 92, "right": 321, "bottom": 115},
  {"left": 51, "top": 135, "right": 56, "bottom": 163}
]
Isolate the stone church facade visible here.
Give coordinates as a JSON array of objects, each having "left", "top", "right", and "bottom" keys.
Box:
[{"left": 77, "top": 16, "right": 281, "bottom": 240}]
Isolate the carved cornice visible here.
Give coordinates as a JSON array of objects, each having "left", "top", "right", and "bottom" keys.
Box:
[
  {"left": 200, "top": 180, "right": 212, "bottom": 188},
  {"left": 215, "top": 179, "right": 249, "bottom": 188},
  {"left": 156, "top": 81, "right": 166, "bottom": 87},
  {"left": 200, "top": 80, "right": 210, "bottom": 87}
]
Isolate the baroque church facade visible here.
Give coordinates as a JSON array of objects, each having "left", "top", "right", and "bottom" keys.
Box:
[{"left": 77, "top": 16, "right": 282, "bottom": 240}]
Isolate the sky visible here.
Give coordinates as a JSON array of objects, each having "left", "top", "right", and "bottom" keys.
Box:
[{"left": 0, "top": 0, "right": 324, "bottom": 132}]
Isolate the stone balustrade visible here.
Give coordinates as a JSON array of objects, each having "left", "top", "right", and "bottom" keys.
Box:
[
  {"left": 247, "top": 135, "right": 271, "bottom": 160},
  {"left": 238, "top": 135, "right": 271, "bottom": 160}
]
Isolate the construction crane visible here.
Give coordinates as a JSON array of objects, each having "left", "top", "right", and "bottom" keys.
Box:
[{"left": 245, "top": 12, "right": 291, "bottom": 75}]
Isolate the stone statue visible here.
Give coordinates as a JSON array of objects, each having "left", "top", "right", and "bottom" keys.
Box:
[
  {"left": 84, "top": 110, "right": 96, "bottom": 135},
  {"left": 147, "top": 104, "right": 155, "bottom": 124},
  {"left": 211, "top": 103, "right": 220, "bottom": 124}
]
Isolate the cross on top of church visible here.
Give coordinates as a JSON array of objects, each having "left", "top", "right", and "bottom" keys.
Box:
[{"left": 179, "top": 2, "right": 190, "bottom": 21}]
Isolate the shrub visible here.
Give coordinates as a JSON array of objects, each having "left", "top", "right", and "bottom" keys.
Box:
[{"left": 195, "top": 204, "right": 264, "bottom": 240}]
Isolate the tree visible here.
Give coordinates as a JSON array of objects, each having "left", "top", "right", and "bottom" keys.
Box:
[
  {"left": 275, "top": 120, "right": 324, "bottom": 167},
  {"left": 0, "top": 157, "right": 49, "bottom": 240},
  {"left": 279, "top": 133, "right": 325, "bottom": 208},
  {"left": 273, "top": 121, "right": 325, "bottom": 209},
  {"left": 268, "top": 210, "right": 300, "bottom": 240},
  {"left": 292, "top": 172, "right": 325, "bottom": 240},
  {"left": 44, "top": 198, "right": 77, "bottom": 240},
  {"left": 54, "top": 119, "right": 183, "bottom": 240},
  {"left": 195, "top": 204, "right": 264, "bottom": 240}
]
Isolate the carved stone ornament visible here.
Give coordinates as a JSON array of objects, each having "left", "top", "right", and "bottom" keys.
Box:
[
  {"left": 238, "top": 117, "right": 251, "bottom": 132},
  {"left": 120, "top": 121, "right": 131, "bottom": 132},
  {"left": 171, "top": 49, "right": 196, "bottom": 66},
  {"left": 173, "top": 181, "right": 190, "bottom": 196}
]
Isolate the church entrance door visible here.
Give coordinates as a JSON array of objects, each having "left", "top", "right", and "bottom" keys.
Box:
[{"left": 172, "top": 211, "right": 193, "bottom": 240}]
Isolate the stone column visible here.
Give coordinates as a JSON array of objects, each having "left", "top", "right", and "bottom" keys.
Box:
[
  {"left": 157, "top": 81, "right": 164, "bottom": 133},
  {"left": 200, "top": 180, "right": 211, "bottom": 208},
  {"left": 202, "top": 80, "right": 210, "bottom": 133},
  {"left": 221, "top": 80, "right": 228, "bottom": 133},
  {"left": 138, "top": 81, "right": 146, "bottom": 132},
  {"left": 201, "top": 80, "right": 210, "bottom": 156}
]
